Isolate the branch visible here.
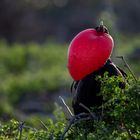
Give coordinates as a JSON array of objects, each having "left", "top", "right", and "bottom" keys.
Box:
[
  {"left": 116, "top": 56, "right": 137, "bottom": 82},
  {"left": 79, "top": 103, "right": 98, "bottom": 120},
  {"left": 60, "top": 116, "right": 75, "bottom": 140},
  {"left": 39, "top": 119, "right": 49, "bottom": 131},
  {"left": 60, "top": 112, "right": 95, "bottom": 140},
  {"left": 17, "top": 121, "right": 25, "bottom": 140},
  {"left": 59, "top": 96, "right": 74, "bottom": 117}
]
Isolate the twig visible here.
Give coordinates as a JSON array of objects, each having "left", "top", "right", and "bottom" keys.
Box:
[
  {"left": 79, "top": 103, "right": 98, "bottom": 119},
  {"left": 17, "top": 121, "right": 37, "bottom": 140},
  {"left": 59, "top": 96, "right": 74, "bottom": 117},
  {"left": 60, "top": 114, "right": 87, "bottom": 140},
  {"left": 39, "top": 119, "right": 49, "bottom": 131},
  {"left": 59, "top": 100, "right": 98, "bottom": 139},
  {"left": 60, "top": 112, "right": 95, "bottom": 140},
  {"left": 22, "top": 125, "right": 37, "bottom": 131},
  {"left": 116, "top": 56, "right": 137, "bottom": 82},
  {"left": 79, "top": 103, "right": 91, "bottom": 113},
  {"left": 60, "top": 117, "right": 75, "bottom": 140},
  {"left": 18, "top": 121, "right": 25, "bottom": 140},
  {"left": 73, "top": 116, "right": 93, "bottom": 125}
]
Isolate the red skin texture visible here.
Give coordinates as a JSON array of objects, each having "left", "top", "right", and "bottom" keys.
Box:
[{"left": 67, "top": 29, "right": 114, "bottom": 80}]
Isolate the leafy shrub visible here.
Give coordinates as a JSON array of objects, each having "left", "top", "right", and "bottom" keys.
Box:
[{"left": 0, "top": 76, "right": 140, "bottom": 140}]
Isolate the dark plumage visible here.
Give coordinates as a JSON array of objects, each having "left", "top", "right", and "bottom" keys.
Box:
[{"left": 72, "top": 59, "right": 127, "bottom": 115}]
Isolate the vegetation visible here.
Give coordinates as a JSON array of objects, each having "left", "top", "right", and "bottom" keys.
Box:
[
  {"left": 0, "top": 75, "right": 140, "bottom": 140},
  {"left": 0, "top": 41, "right": 71, "bottom": 117},
  {"left": 0, "top": 37, "right": 139, "bottom": 139},
  {"left": 0, "top": 1, "right": 140, "bottom": 139}
]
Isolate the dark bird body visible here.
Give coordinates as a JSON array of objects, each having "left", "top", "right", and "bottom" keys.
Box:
[{"left": 72, "top": 59, "right": 127, "bottom": 115}]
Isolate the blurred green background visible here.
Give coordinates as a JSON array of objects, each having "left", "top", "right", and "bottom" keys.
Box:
[{"left": 0, "top": 0, "right": 139, "bottom": 124}]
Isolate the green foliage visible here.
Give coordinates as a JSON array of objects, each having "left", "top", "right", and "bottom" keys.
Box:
[
  {"left": 0, "top": 36, "right": 139, "bottom": 117},
  {"left": 0, "top": 42, "right": 70, "bottom": 92},
  {"left": 0, "top": 41, "right": 71, "bottom": 115},
  {"left": 0, "top": 108, "right": 66, "bottom": 140},
  {"left": 95, "top": 74, "right": 140, "bottom": 139},
  {"left": 67, "top": 75, "right": 140, "bottom": 140},
  {"left": 0, "top": 76, "right": 140, "bottom": 140}
]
